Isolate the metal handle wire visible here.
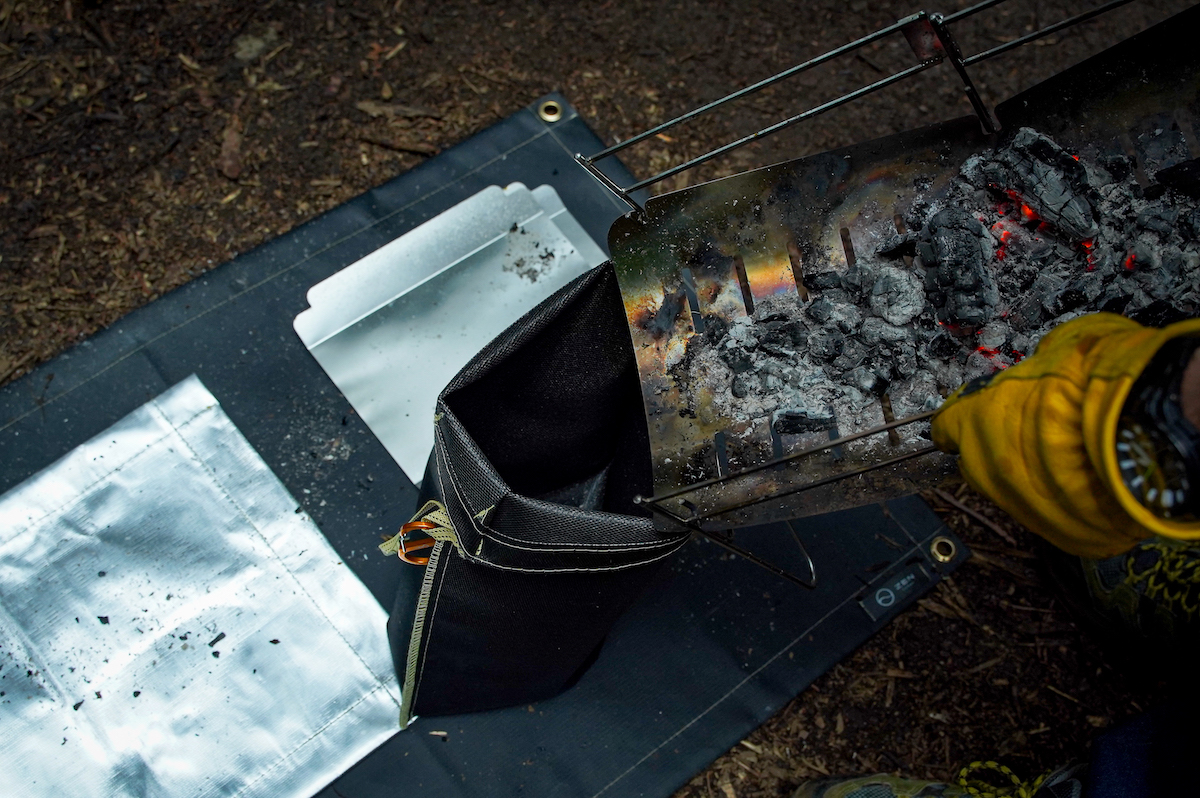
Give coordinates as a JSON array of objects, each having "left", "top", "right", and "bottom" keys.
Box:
[{"left": 576, "top": 0, "right": 1137, "bottom": 211}]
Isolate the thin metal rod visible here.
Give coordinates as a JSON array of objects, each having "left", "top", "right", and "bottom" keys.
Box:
[
  {"left": 640, "top": 409, "right": 937, "bottom": 506},
  {"left": 627, "top": 59, "right": 939, "bottom": 192},
  {"left": 692, "top": 527, "right": 818, "bottom": 589},
  {"left": 574, "top": 154, "right": 643, "bottom": 213},
  {"left": 963, "top": 0, "right": 1136, "bottom": 66},
  {"left": 930, "top": 14, "right": 997, "bottom": 133},
  {"left": 693, "top": 445, "right": 939, "bottom": 522},
  {"left": 942, "top": 0, "right": 1009, "bottom": 25},
  {"left": 588, "top": 12, "right": 929, "bottom": 163}
]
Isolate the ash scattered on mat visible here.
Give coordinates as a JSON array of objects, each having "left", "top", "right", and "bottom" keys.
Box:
[{"left": 682, "top": 128, "right": 1200, "bottom": 441}]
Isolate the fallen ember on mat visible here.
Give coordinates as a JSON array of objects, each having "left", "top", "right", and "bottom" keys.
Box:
[{"left": 678, "top": 128, "right": 1200, "bottom": 448}]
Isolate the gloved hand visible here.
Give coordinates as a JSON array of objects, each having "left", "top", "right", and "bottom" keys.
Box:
[{"left": 931, "top": 312, "right": 1200, "bottom": 559}]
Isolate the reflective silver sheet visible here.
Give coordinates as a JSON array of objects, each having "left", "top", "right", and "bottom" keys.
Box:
[
  {"left": 0, "top": 376, "right": 401, "bottom": 798},
  {"left": 293, "top": 182, "right": 607, "bottom": 483}
]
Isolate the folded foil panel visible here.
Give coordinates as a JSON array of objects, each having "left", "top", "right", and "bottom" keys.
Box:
[
  {"left": 294, "top": 182, "right": 607, "bottom": 483},
  {"left": 0, "top": 376, "right": 400, "bottom": 798}
]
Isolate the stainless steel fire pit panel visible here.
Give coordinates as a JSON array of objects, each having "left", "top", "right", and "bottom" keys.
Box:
[{"left": 294, "top": 183, "right": 607, "bottom": 483}]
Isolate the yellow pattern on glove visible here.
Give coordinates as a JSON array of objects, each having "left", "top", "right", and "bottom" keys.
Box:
[{"left": 932, "top": 312, "right": 1200, "bottom": 559}]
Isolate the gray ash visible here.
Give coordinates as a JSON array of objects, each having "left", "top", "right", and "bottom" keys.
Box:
[{"left": 682, "top": 126, "right": 1200, "bottom": 445}]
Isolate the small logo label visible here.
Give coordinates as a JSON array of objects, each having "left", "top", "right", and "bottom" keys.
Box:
[{"left": 875, "top": 587, "right": 896, "bottom": 608}]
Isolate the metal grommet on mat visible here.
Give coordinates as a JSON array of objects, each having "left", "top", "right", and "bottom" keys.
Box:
[
  {"left": 537, "top": 99, "right": 563, "bottom": 123},
  {"left": 930, "top": 535, "right": 957, "bottom": 563}
]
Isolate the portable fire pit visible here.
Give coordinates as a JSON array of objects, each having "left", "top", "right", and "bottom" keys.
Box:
[{"left": 576, "top": 1, "right": 1200, "bottom": 573}]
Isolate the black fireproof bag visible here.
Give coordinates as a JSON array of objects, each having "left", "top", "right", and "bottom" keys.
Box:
[{"left": 387, "top": 262, "right": 690, "bottom": 723}]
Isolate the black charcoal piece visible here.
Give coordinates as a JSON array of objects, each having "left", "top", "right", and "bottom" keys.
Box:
[
  {"left": 1098, "top": 152, "right": 1134, "bottom": 182},
  {"left": 1030, "top": 273, "right": 1067, "bottom": 314},
  {"left": 919, "top": 208, "right": 997, "bottom": 328},
  {"left": 967, "top": 127, "right": 1099, "bottom": 241},
  {"left": 702, "top": 314, "right": 729, "bottom": 345},
  {"left": 1129, "top": 299, "right": 1191, "bottom": 328},
  {"left": 1182, "top": 208, "right": 1200, "bottom": 239},
  {"left": 869, "top": 266, "right": 925, "bottom": 326},
  {"left": 858, "top": 317, "right": 914, "bottom": 346},
  {"left": 807, "top": 329, "right": 845, "bottom": 360},
  {"left": 719, "top": 343, "right": 754, "bottom": 373},
  {"left": 806, "top": 298, "right": 862, "bottom": 333},
  {"left": 1136, "top": 206, "right": 1179, "bottom": 237},
  {"left": 876, "top": 232, "right": 917, "bottom": 260},
  {"left": 802, "top": 271, "right": 843, "bottom": 292},
  {"left": 772, "top": 407, "right": 836, "bottom": 434},
  {"left": 844, "top": 366, "right": 889, "bottom": 397},
  {"left": 731, "top": 373, "right": 760, "bottom": 398}
]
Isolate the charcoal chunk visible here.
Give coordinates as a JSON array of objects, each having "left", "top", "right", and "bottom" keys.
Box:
[
  {"left": 773, "top": 407, "right": 835, "bottom": 434},
  {"left": 731, "top": 372, "right": 761, "bottom": 398},
  {"left": 719, "top": 342, "right": 754, "bottom": 373},
  {"left": 1097, "top": 152, "right": 1133, "bottom": 183},
  {"left": 702, "top": 314, "right": 729, "bottom": 346},
  {"left": 1136, "top": 206, "right": 1178, "bottom": 237},
  {"left": 806, "top": 298, "right": 863, "bottom": 333},
  {"left": 876, "top": 232, "right": 917, "bottom": 259},
  {"left": 802, "top": 271, "right": 843, "bottom": 292},
  {"left": 869, "top": 265, "right": 925, "bottom": 326},
  {"left": 807, "top": 329, "right": 845, "bottom": 360},
  {"left": 845, "top": 365, "right": 890, "bottom": 396},
  {"left": 858, "top": 316, "right": 915, "bottom": 346},
  {"left": 967, "top": 127, "right": 1099, "bottom": 241},
  {"left": 919, "top": 207, "right": 998, "bottom": 327}
]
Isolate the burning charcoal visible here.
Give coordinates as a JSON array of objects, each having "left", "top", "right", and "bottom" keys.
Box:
[
  {"left": 964, "top": 349, "right": 1010, "bottom": 382},
  {"left": 918, "top": 208, "right": 997, "bottom": 327},
  {"left": 773, "top": 406, "right": 835, "bottom": 434},
  {"left": 1136, "top": 206, "right": 1178, "bottom": 237},
  {"left": 1152, "top": 158, "right": 1200, "bottom": 199},
  {"left": 806, "top": 298, "right": 863, "bottom": 333},
  {"left": 719, "top": 341, "right": 754, "bottom": 373},
  {"left": 869, "top": 265, "right": 925, "bottom": 326},
  {"left": 844, "top": 365, "right": 889, "bottom": 397},
  {"left": 967, "top": 127, "right": 1099, "bottom": 241},
  {"left": 807, "top": 328, "right": 845, "bottom": 360},
  {"left": 1011, "top": 332, "right": 1036, "bottom": 358},
  {"left": 858, "top": 316, "right": 915, "bottom": 346},
  {"left": 876, "top": 232, "right": 917, "bottom": 259},
  {"left": 1128, "top": 240, "right": 1161, "bottom": 273},
  {"left": 802, "top": 270, "right": 843, "bottom": 292},
  {"left": 977, "top": 321, "right": 1009, "bottom": 352}
]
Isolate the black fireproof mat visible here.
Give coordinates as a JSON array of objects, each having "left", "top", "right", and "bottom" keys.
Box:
[{"left": 0, "top": 94, "right": 964, "bottom": 797}]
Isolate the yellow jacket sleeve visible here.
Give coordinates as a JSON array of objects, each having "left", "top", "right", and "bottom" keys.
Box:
[{"left": 931, "top": 312, "right": 1200, "bottom": 559}]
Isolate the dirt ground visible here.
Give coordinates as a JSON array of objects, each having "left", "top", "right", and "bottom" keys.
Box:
[{"left": 1, "top": 1, "right": 1194, "bottom": 795}]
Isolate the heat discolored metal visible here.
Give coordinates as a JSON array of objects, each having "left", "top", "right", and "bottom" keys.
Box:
[{"left": 604, "top": 5, "right": 1200, "bottom": 534}]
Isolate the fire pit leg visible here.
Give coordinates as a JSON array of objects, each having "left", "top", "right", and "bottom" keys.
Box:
[{"left": 930, "top": 14, "right": 997, "bottom": 135}]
